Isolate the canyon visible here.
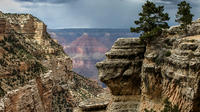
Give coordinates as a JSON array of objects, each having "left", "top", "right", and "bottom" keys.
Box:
[{"left": 48, "top": 29, "right": 137, "bottom": 80}]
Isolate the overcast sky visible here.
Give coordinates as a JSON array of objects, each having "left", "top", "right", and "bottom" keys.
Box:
[{"left": 0, "top": 0, "right": 199, "bottom": 29}]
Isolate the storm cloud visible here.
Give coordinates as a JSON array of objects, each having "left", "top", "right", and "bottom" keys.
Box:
[
  {"left": 154, "top": 0, "right": 198, "bottom": 7},
  {"left": 154, "top": 0, "right": 179, "bottom": 4},
  {"left": 0, "top": 0, "right": 200, "bottom": 29},
  {"left": 11, "top": 0, "right": 145, "bottom": 28},
  {"left": 15, "top": 0, "right": 78, "bottom": 4}
]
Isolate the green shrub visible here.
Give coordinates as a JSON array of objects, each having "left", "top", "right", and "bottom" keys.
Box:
[
  {"left": 0, "top": 87, "right": 5, "bottom": 97},
  {"left": 29, "top": 61, "right": 47, "bottom": 74},
  {"left": 165, "top": 51, "right": 171, "bottom": 57}
]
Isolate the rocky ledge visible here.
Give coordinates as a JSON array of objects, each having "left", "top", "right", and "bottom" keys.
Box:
[
  {"left": 96, "top": 38, "right": 145, "bottom": 112},
  {"left": 78, "top": 20, "right": 200, "bottom": 112}
]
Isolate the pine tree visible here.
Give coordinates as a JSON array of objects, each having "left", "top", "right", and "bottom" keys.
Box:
[
  {"left": 131, "top": 0, "right": 170, "bottom": 44},
  {"left": 176, "top": 1, "right": 193, "bottom": 35}
]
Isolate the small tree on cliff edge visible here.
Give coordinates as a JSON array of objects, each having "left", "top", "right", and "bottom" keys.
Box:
[
  {"left": 130, "top": 0, "right": 170, "bottom": 44},
  {"left": 176, "top": 1, "right": 193, "bottom": 35}
]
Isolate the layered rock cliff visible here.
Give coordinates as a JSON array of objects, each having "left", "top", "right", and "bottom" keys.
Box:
[
  {"left": 0, "top": 11, "right": 103, "bottom": 112},
  {"left": 78, "top": 19, "right": 200, "bottom": 112}
]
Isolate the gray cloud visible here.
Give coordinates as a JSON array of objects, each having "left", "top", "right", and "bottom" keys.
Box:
[
  {"left": 15, "top": 0, "right": 77, "bottom": 4},
  {"left": 154, "top": 0, "right": 179, "bottom": 4},
  {"left": 10, "top": 0, "right": 200, "bottom": 28},
  {"left": 153, "top": 0, "right": 196, "bottom": 6},
  {"left": 13, "top": 0, "right": 145, "bottom": 28}
]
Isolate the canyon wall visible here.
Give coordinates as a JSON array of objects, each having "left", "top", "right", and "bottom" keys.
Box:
[
  {"left": 78, "top": 20, "right": 200, "bottom": 112},
  {"left": 0, "top": 11, "right": 103, "bottom": 112}
]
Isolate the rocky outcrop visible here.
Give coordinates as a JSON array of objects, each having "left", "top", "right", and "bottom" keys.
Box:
[
  {"left": 0, "top": 11, "right": 103, "bottom": 112},
  {"left": 75, "top": 91, "right": 110, "bottom": 112},
  {"left": 84, "top": 20, "right": 200, "bottom": 112},
  {"left": 168, "top": 19, "right": 200, "bottom": 36},
  {"left": 95, "top": 38, "right": 145, "bottom": 112},
  {"left": 78, "top": 38, "right": 145, "bottom": 112}
]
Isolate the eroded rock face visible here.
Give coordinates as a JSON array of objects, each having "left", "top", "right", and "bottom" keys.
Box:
[
  {"left": 0, "top": 11, "right": 103, "bottom": 112},
  {"left": 168, "top": 19, "right": 200, "bottom": 36},
  {"left": 97, "top": 38, "right": 145, "bottom": 96},
  {"left": 140, "top": 29, "right": 200, "bottom": 112},
  {"left": 96, "top": 38, "right": 145, "bottom": 112},
  {"left": 93, "top": 21, "right": 200, "bottom": 112}
]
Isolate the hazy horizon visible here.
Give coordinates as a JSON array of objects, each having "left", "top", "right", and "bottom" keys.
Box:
[{"left": 48, "top": 27, "right": 130, "bottom": 30}]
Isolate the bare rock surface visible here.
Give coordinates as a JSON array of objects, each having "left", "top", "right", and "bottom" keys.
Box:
[{"left": 78, "top": 91, "right": 110, "bottom": 111}]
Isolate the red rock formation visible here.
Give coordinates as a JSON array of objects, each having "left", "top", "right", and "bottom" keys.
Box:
[{"left": 65, "top": 33, "right": 108, "bottom": 78}]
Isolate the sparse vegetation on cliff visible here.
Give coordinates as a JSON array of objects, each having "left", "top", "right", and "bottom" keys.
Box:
[
  {"left": 165, "top": 50, "right": 171, "bottom": 57},
  {"left": 0, "top": 87, "right": 5, "bottom": 97}
]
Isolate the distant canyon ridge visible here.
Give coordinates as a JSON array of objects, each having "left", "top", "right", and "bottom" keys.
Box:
[{"left": 48, "top": 29, "right": 138, "bottom": 80}]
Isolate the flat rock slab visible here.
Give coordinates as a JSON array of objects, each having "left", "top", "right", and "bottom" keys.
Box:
[{"left": 79, "top": 98, "right": 109, "bottom": 111}]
